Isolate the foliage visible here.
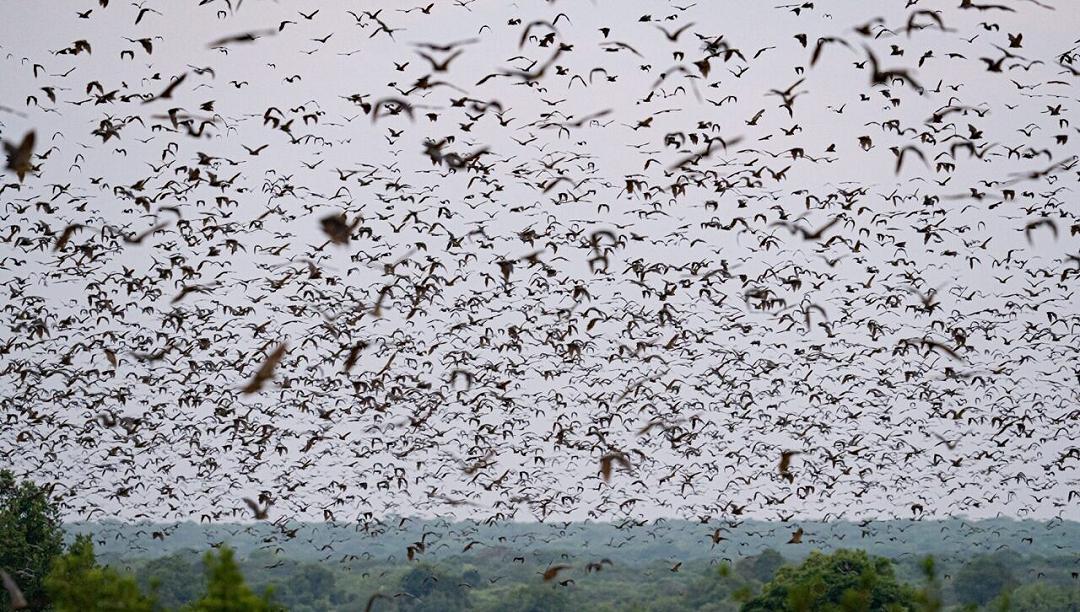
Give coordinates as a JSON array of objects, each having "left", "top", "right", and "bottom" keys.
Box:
[
  {"left": 185, "top": 547, "right": 278, "bottom": 612},
  {"left": 3, "top": 495, "right": 1078, "bottom": 612},
  {"left": 0, "top": 469, "right": 64, "bottom": 611},
  {"left": 134, "top": 551, "right": 205, "bottom": 610},
  {"left": 992, "top": 582, "right": 1080, "bottom": 612},
  {"left": 911, "top": 555, "right": 942, "bottom": 612},
  {"left": 478, "top": 583, "right": 570, "bottom": 612},
  {"left": 950, "top": 552, "right": 1017, "bottom": 607},
  {"left": 740, "top": 549, "right": 918, "bottom": 612},
  {"left": 736, "top": 548, "right": 786, "bottom": 583},
  {"left": 245, "top": 553, "right": 349, "bottom": 612},
  {"left": 395, "top": 563, "right": 471, "bottom": 611},
  {"left": 43, "top": 534, "right": 155, "bottom": 612}
]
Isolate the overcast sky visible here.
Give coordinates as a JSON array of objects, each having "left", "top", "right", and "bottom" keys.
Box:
[{"left": 1, "top": 0, "right": 1078, "bottom": 527}]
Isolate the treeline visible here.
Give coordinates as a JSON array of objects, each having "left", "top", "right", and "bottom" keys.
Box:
[
  {"left": 116, "top": 545, "right": 1079, "bottom": 611},
  {"left": 4, "top": 470, "right": 1079, "bottom": 611},
  {"left": 71, "top": 516, "right": 1080, "bottom": 564},
  {"left": 9, "top": 537, "right": 1079, "bottom": 611}
]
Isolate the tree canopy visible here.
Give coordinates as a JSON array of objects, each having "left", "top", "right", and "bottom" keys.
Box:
[
  {"left": 0, "top": 469, "right": 64, "bottom": 611},
  {"left": 1, "top": 474, "right": 1076, "bottom": 612},
  {"left": 951, "top": 552, "right": 1018, "bottom": 607},
  {"left": 397, "top": 564, "right": 471, "bottom": 611},
  {"left": 44, "top": 534, "right": 155, "bottom": 612},
  {"left": 186, "top": 547, "right": 278, "bottom": 612},
  {"left": 741, "top": 549, "right": 918, "bottom": 612}
]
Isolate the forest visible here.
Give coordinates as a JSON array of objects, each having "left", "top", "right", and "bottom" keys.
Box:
[
  {"left": 90, "top": 537, "right": 1080, "bottom": 611},
  {"left": 4, "top": 470, "right": 1079, "bottom": 611}
]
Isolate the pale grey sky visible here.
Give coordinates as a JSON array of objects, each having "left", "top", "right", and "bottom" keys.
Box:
[{"left": 0, "top": 0, "right": 1078, "bottom": 527}]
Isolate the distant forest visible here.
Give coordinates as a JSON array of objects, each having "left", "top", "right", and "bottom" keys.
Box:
[{"left": 64, "top": 518, "right": 1079, "bottom": 611}]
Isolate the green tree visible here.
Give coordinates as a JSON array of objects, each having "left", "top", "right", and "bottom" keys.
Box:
[
  {"left": 187, "top": 547, "right": 278, "bottom": 612},
  {"left": 678, "top": 562, "right": 749, "bottom": 612},
  {"left": 397, "top": 564, "right": 471, "bottom": 612},
  {"left": 43, "top": 534, "right": 155, "bottom": 612},
  {"left": 480, "top": 583, "right": 570, "bottom": 612},
  {"left": 911, "top": 556, "right": 942, "bottom": 612},
  {"left": 950, "top": 553, "right": 1016, "bottom": 607},
  {"left": 736, "top": 549, "right": 787, "bottom": 583},
  {"left": 0, "top": 469, "right": 64, "bottom": 611},
  {"left": 135, "top": 550, "right": 205, "bottom": 609},
  {"left": 246, "top": 556, "right": 344, "bottom": 612},
  {"left": 740, "top": 549, "right": 918, "bottom": 612},
  {"left": 992, "top": 582, "right": 1080, "bottom": 612}
]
